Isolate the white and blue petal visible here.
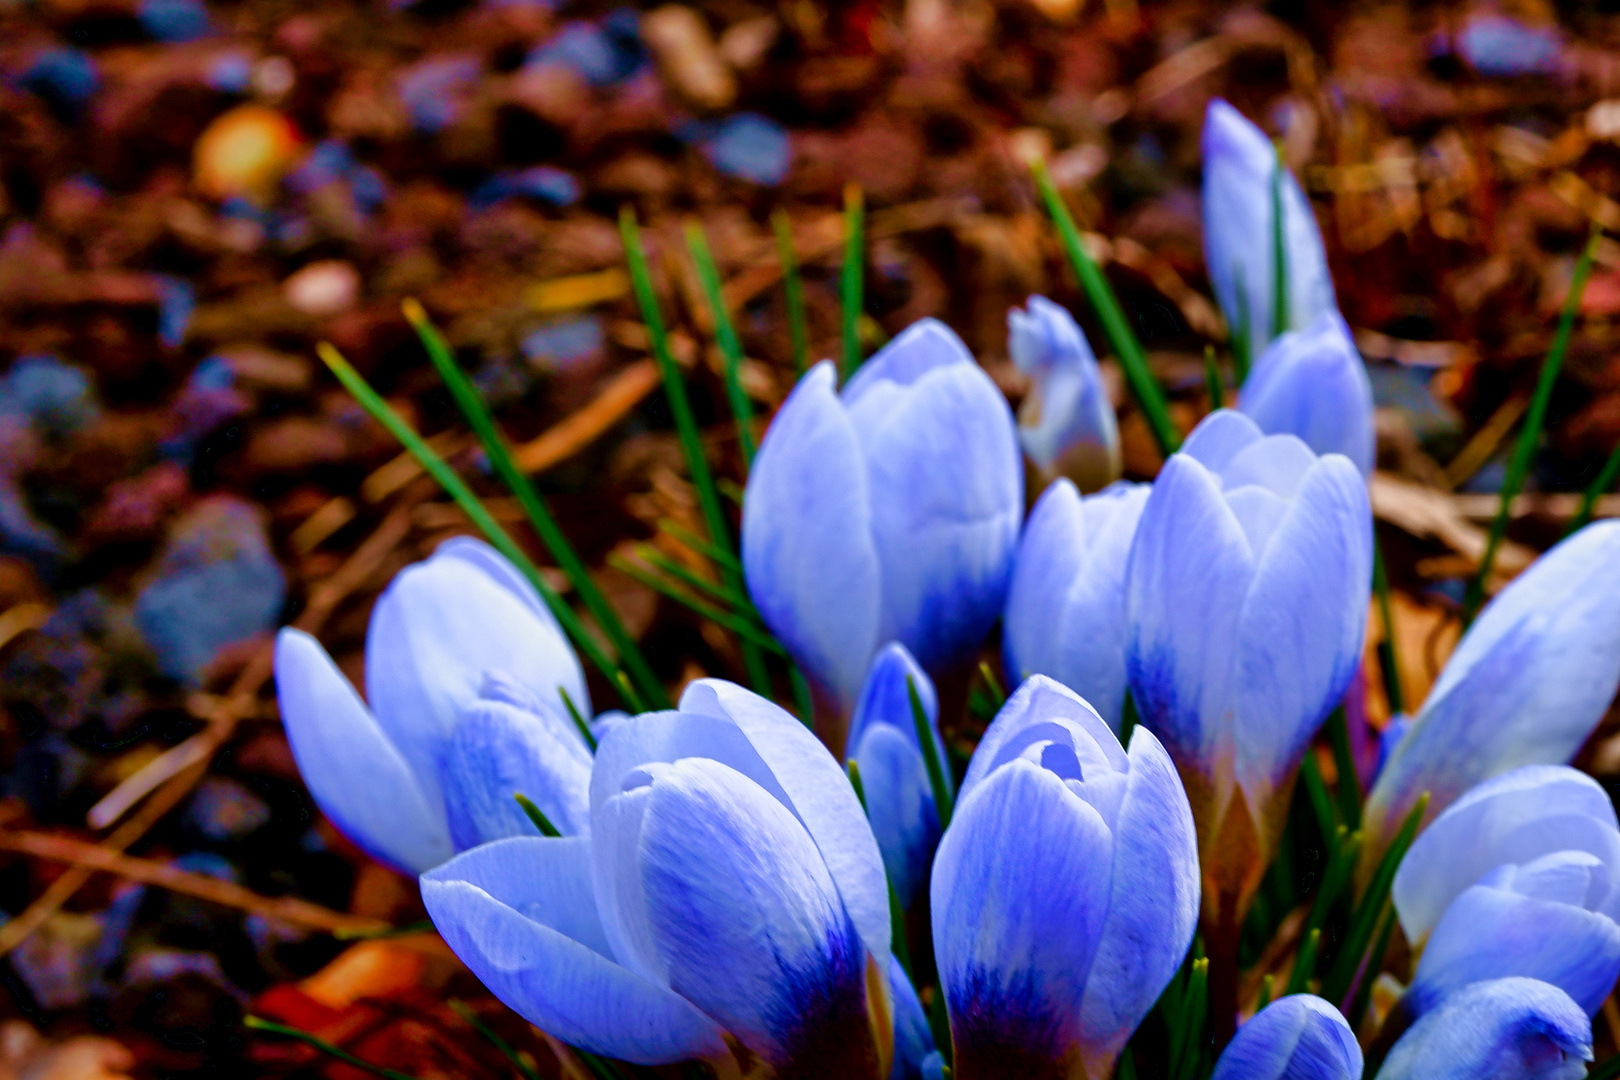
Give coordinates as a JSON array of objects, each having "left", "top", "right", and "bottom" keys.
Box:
[
  {"left": 1239, "top": 313, "right": 1375, "bottom": 476},
  {"left": 852, "top": 722, "right": 937, "bottom": 907},
  {"left": 440, "top": 698, "right": 592, "bottom": 849},
  {"left": 842, "top": 317, "right": 978, "bottom": 405},
  {"left": 743, "top": 361, "right": 882, "bottom": 705},
  {"left": 1379, "top": 977, "right": 1591, "bottom": 1080},
  {"left": 273, "top": 628, "right": 451, "bottom": 874},
  {"left": 1008, "top": 296, "right": 1119, "bottom": 480},
  {"left": 1209, "top": 995, "right": 1361, "bottom": 1080},
  {"left": 1179, "top": 409, "right": 1265, "bottom": 474},
  {"left": 888, "top": 954, "right": 937, "bottom": 1080},
  {"left": 420, "top": 837, "right": 728, "bottom": 1065},
  {"left": 959, "top": 675, "right": 1125, "bottom": 807},
  {"left": 847, "top": 641, "right": 946, "bottom": 782}
]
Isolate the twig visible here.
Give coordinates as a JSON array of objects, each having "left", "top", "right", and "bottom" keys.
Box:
[{"left": 511, "top": 361, "right": 662, "bottom": 474}]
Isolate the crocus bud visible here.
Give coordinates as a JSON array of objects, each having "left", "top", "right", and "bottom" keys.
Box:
[
  {"left": 1008, "top": 295, "right": 1120, "bottom": 493},
  {"left": 272, "top": 537, "right": 591, "bottom": 873},
  {"left": 846, "top": 643, "right": 950, "bottom": 908},
  {"left": 888, "top": 956, "right": 940, "bottom": 1080},
  {"left": 421, "top": 679, "right": 895, "bottom": 1074},
  {"left": 930, "top": 677, "right": 1199, "bottom": 1079},
  {"left": 743, "top": 319, "right": 1022, "bottom": 708},
  {"left": 1238, "top": 312, "right": 1375, "bottom": 476},
  {"left": 1125, "top": 410, "right": 1370, "bottom": 912},
  {"left": 1209, "top": 995, "right": 1361, "bottom": 1080},
  {"left": 1003, "top": 479, "right": 1150, "bottom": 731},
  {"left": 1364, "top": 520, "right": 1620, "bottom": 864},
  {"left": 1202, "top": 99, "right": 1336, "bottom": 354},
  {"left": 1393, "top": 766, "right": 1620, "bottom": 1017},
  {"left": 1379, "top": 978, "right": 1592, "bottom": 1080}
]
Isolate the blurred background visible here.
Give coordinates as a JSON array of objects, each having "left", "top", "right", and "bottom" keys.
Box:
[{"left": 2, "top": 0, "right": 1620, "bottom": 1075}]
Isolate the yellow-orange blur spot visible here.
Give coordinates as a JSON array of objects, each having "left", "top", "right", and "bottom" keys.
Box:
[{"left": 193, "top": 104, "right": 301, "bottom": 202}]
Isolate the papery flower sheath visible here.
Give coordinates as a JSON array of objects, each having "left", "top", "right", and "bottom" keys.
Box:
[
  {"left": 421, "top": 679, "right": 895, "bottom": 1076},
  {"left": 1238, "top": 312, "right": 1375, "bottom": 476},
  {"left": 1364, "top": 520, "right": 1620, "bottom": 864},
  {"left": 1008, "top": 295, "right": 1120, "bottom": 493},
  {"left": 930, "top": 676, "right": 1199, "bottom": 1079},
  {"left": 273, "top": 537, "right": 591, "bottom": 873},
  {"left": 846, "top": 642, "right": 950, "bottom": 908},
  {"left": 742, "top": 318, "right": 1022, "bottom": 708},
  {"left": 1124, "top": 409, "right": 1370, "bottom": 914},
  {"left": 1208, "top": 995, "right": 1361, "bottom": 1080},
  {"left": 1202, "top": 98, "right": 1336, "bottom": 353},
  {"left": 1378, "top": 977, "right": 1592, "bottom": 1080},
  {"left": 1003, "top": 479, "right": 1149, "bottom": 732},
  {"left": 1393, "top": 765, "right": 1620, "bottom": 1017}
]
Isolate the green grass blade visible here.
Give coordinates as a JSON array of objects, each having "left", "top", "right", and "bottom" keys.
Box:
[
  {"left": 515, "top": 793, "right": 561, "bottom": 837},
  {"left": 1030, "top": 159, "right": 1181, "bottom": 457},
  {"left": 684, "top": 223, "right": 756, "bottom": 466},
  {"left": 1588, "top": 1053, "right": 1620, "bottom": 1080},
  {"left": 849, "top": 758, "right": 915, "bottom": 976},
  {"left": 1346, "top": 903, "right": 1398, "bottom": 1029},
  {"left": 908, "top": 675, "right": 955, "bottom": 829},
  {"left": 930, "top": 983, "right": 952, "bottom": 1068},
  {"left": 1271, "top": 144, "right": 1289, "bottom": 341},
  {"left": 315, "top": 343, "right": 645, "bottom": 714},
  {"left": 789, "top": 666, "right": 815, "bottom": 728},
  {"left": 1464, "top": 225, "right": 1602, "bottom": 624},
  {"left": 1174, "top": 958, "right": 1210, "bottom": 1080},
  {"left": 402, "top": 301, "right": 667, "bottom": 711},
  {"left": 1372, "top": 541, "right": 1406, "bottom": 716},
  {"left": 773, "top": 209, "right": 809, "bottom": 377},
  {"left": 1204, "top": 345, "right": 1224, "bottom": 409},
  {"left": 607, "top": 555, "right": 788, "bottom": 656},
  {"left": 1297, "top": 752, "right": 1338, "bottom": 846},
  {"left": 557, "top": 685, "right": 596, "bottom": 752},
  {"left": 1284, "top": 928, "right": 1321, "bottom": 996},
  {"left": 1232, "top": 272, "right": 1252, "bottom": 384},
  {"left": 1324, "top": 792, "right": 1429, "bottom": 1002},
  {"left": 841, "top": 183, "right": 865, "bottom": 381},
  {"left": 657, "top": 519, "right": 742, "bottom": 573},
  {"left": 1254, "top": 974, "right": 1275, "bottom": 1013},
  {"left": 1568, "top": 436, "right": 1620, "bottom": 537},
  {"left": 1325, "top": 707, "right": 1361, "bottom": 830},
  {"left": 448, "top": 1000, "right": 544, "bottom": 1080},
  {"left": 620, "top": 208, "right": 773, "bottom": 698},
  {"left": 977, "top": 661, "right": 1007, "bottom": 707},
  {"left": 635, "top": 545, "right": 758, "bottom": 616},
  {"left": 245, "top": 1016, "right": 423, "bottom": 1080}
]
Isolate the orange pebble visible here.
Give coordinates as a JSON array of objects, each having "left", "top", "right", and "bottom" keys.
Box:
[{"left": 193, "top": 104, "right": 301, "bottom": 202}]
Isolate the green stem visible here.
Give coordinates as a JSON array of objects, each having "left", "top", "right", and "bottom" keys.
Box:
[
  {"left": 515, "top": 793, "right": 561, "bottom": 837},
  {"left": 841, "top": 184, "right": 865, "bottom": 381},
  {"left": 635, "top": 545, "right": 758, "bottom": 617},
  {"left": 1568, "top": 436, "right": 1620, "bottom": 537},
  {"left": 1326, "top": 707, "right": 1361, "bottom": 830},
  {"left": 315, "top": 344, "right": 644, "bottom": 714},
  {"left": 557, "top": 686, "right": 597, "bottom": 753},
  {"left": 684, "top": 223, "right": 756, "bottom": 465},
  {"left": 447, "top": 1000, "right": 543, "bottom": 1080},
  {"left": 1204, "top": 345, "right": 1224, "bottom": 409},
  {"left": 608, "top": 556, "right": 788, "bottom": 656},
  {"left": 1372, "top": 540, "right": 1405, "bottom": 716},
  {"left": 245, "top": 1016, "right": 423, "bottom": 1080},
  {"left": 1463, "top": 226, "right": 1602, "bottom": 624},
  {"left": 908, "top": 675, "right": 955, "bottom": 829},
  {"left": 773, "top": 209, "right": 809, "bottom": 377},
  {"left": 1031, "top": 159, "right": 1181, "bottom": 457},
  {"left": 1271, "top": 143, "right": 1289, "bottom": 342}
]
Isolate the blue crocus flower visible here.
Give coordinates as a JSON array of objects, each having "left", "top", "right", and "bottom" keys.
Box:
[
  {"left": 929, "top": 676, "right": 1199, "bottom": 1079},
  {"left": 1239, "top": 312, "right": 1375, "bottom": 476},
  {"left": 1008, "top": 295, "right": 1120, "bottom": 492},
  {"left": 1124, "top": 409, "right": 1370, "bottom": 912},
  {"left": 272, "top": 537, "right": 591, "bottom": 873},
  {"left": 421, "top": 679, "right": 895, "bottom": 1074},
  {"left": 1209, "top": 995, "right": 1360, "bottom": 1080},
  {"left": 887, "top": 955, "right": 940, "bottom": 1080},
  {"left": 1364, "top": 520, "right": 1620, "bottom": 863},
  {"left": 846, "top": 643, "right": 949, "bottom": 908},
  {"left": 1003, "top": 479, "right": 1149, "bottom": 732},
  {"left": 1379, "top": 977, "right": 1592, "bottom": 1080},
  {"left": 743, "top": 319, "right": 1022, "bottom": 709},
  {"left": 1392, "top": 765, "right": 1620, "bottom": 1018},
  {"left": 1202, "top": 99, "right": 1336, "bottom": 354}
]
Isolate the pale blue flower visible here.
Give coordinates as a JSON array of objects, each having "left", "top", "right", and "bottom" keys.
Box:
[
  {"left": 846, "top": 643, "right": 950, "bottom": 907},
  {"left": 1365, "top": 520, "right": 1620, "bottom": 859},
  {"left": 1209, "top": 995, "right": 1360, "bottom": 1080},
  {"left": 1379, "top": 977, "right": 1591, "bottom": 1080},
  {"left": 1203, "top": 99, "right": 1336, "bottom": 353},
  {"left": 272, "top": 537, "right": 590, "bottom": 873},
  {"left": 1124, "top": 409, "right": 1370, "bottom": 904},
  {"left": 1009, "top": 295, "right": 1120, "bottom": 490},
  {"left": 743, "top": 319, "right": 1022, "bottom": 708},
  {"left": 421, "top": 679, "right": 894, "bottom": 1073},
  {"left": 888, "top": 955, "right": 940, "bottom": 1080},
  {"left": 1003, "top": 479, "right": 1149, "bottom": 731},
  {"left": 1239, "top": 312, "right": 1375, "bottom": 476},
  {"left": 930, "top": 676, "right": 1198, "bottom": 1079}
]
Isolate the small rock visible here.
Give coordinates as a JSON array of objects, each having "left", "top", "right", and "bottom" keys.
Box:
[
  {"left": 137, "top": 0, "right": 212, "bottom": 43},
  {"left": 396, "top": 55, "right": 482, "bottom": 135},
  {"left": 0, "top": 355, "right": 99, "bottom": 439},
  {"left": 469, "top": 166, "right": 580, "bottom": 208},
  {"left": 1451, "top": 13, "right": 1563, "bottom": 77},
  {"left": 521, "top": 314, "right": 604, "bottom": 372},
  {"left": 193, "top": 105, "right": 302, "bottom": 203},
  {"left": 19, "top": 49, "right": 99, "bottom": 121},
  {"left": 155, "top": 276, "right": 195, "bottom": 349},
  {"left": 183, "top": 777, "right": 271, "bottom": 841},
  {"left": 9, "top": 912, "right": 104, "bottom": 1010},
  {"left": 525, "top": 15, "right": 644, "bottom": 88},
  {"left": 696, "top": 112, "right": 791, "bottom": 185},
  {"left": 717, "top": 15, "right": 778, "bottom": 73},
  {"left": 283, "top": 260, "right": 360, "bottom": 316},
  {"left": 641, "top": 5, "right": 736, "bottom": 111}
]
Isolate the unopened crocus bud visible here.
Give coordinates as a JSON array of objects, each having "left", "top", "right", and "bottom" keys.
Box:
[
  {"left": 930, "top": 677, "right": 1199, "bottom": 1079},
  {"left": 1003, "top": 479, "right": 1149, "bottom": 732},
  {"left": 1393, "top": 765, "right": 1620, "bottom": 1018},
  {"left": 743, "top": 319, "right": 1022, "bottom": 708},
  {"left": 1203, "top": 99, "right": 1335, "bottom": 354},
  {"left": 1379, "top": 978, "right": 1592, "bottom": 1080},
  {"left": 272, "top": 538, "right": 591, "bottom": 873},
  {"left": 1209, "top": 995, "right": 1361, "bottom": 1080},
  {"left": 1008, "top": 295, "right": 1120, "bottom": 493},
  {"left": 422, "top": 679, "right": 895, "bottom": 1075},
  {"left": 1364, "top": 520, "right": 1620, "bottom": 866},
  {"left": 846, "top": 643, "right": 950, "bottom": 908},
  {"left": 1239, "top": 312, "right": 1375, "bottom": 476},
  {"left": 1125, "top": 410, "right": 1370, "bottom": 914}
]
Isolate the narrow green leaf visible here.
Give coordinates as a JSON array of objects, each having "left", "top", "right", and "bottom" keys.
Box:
[
  {"left": 977, "top": 661, "right": 1007, "bottom": 708},
  {"left": 1204, "top": 345, "right": 1224, "bottom": 410},
  {"left": 332, "top": 920, "right": 436, "bottom": 941},
  {"left": 607, "top": 555, "right": 788, "bottom": 656},
  {"left": 1255, "top": 973, "right": 1275, "bottom": 1013},
  {"left": 315, "top": 343, "right": 645, "bottom": 713},
  {"left": 841, "top": 183, "right": 865, "bottom": 381},
  {"left": 930, "top": 982, "right": 953, "bottom": 1068},
  {"left": 1346, "top": 903, "right": 1398, "bottom": 1029},
  {"left": 1285, "top": 928, "right": 1322, "bottom": 996},
  {"left": 847, "top": 758, "right": 867, "bottom": 809},
  {"left": 1301, "top": 828, "right": 1360, "bottom": 951},
  {"left": 1030, "top": 159, "right": 1181, "bottom": 458},
  {"left": 909, "top": 675, "right": 954, "bottom": 829},
  {"left": 789, "top": 665, "right": 815, "bottom": 730},
  {"left": 1117, "top": 1046, "right": 1139, "bottom": 1080},
  {"left": 1587, "top": 1053, "right": 1620, "bottom": 1080},
  {"left": 635, "top": 544, "right": 759, "bottom": 617},
  {"left": 1297, "top": 752, "right": 1337, "bottom": 846},
  {"left": 1324, "top": 792, "right": 1429, "bottom": 1002},
  {"left": 1232, "top": 271, "right": 1252, "bottom": 384},
  {"left": 849, "top": 758, "right": 915, "bottom": 977},
  {"left": 1568, "top": 436, "right": 1620, "bottom": 537},
  {"left": 657, "top": 519, "right": 742, "bottom": 573},
  {"left": 773, "top": 209, "right": 809, "bottom": 377},
  {"left": 515, "top": 793, "right": 561, "bottom": 837},
  {"left": 1464, "top": 225, "right": 1603, "bottom": 624},
  {"left": 1270, "top": 144, "right": 1289, "bottom": 341},
  {"left": 246, "top": 1016, "right": 423, "bottom": 1080},
  {"left": 1119, "top": 690, "right": 1140, "bottom": 744},
  {"left": 1372, "top": 540, "right": 1406, "bottom": 716},
  {"left": 1326, "top": 707, "right": 1361, "bottom": 830},
  {"left": 402, "top": 300, "right": 667, "bottom": 711},
  {"left": 684, "top": 223, "right": 756, "bottom": 465},
  {"left": 1175, "top": 958, "right": 1210, "bottom": 1080},
  {"left": 557, "top": 685, "right": 596, "bottom": 753},
  {"left": 448, "top": 1000, "right": 543, "bottom": 1080}
]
